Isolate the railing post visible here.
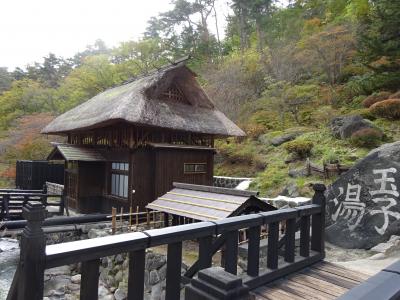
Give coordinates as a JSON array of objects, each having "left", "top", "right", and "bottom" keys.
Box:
[
  {"left": 311, "top": 184, "right": 326, "bottom": 257},
  {"left": 247, "top": 225, "right": 261, "bottom": 276},
  {"left": 80, "top": 259, "right": 100, "bottom": 300},
  {"left": 267, "top": 222, "right": 279, "bottom": 269},
  {"left": 224, "top": 230, "right": 239, "bottom": 275},
  {"left": 3, "top": 194, "right": 10, "bottom": 220},
  {"left": 166, "top": 242, "right": 183, "bottom": 299},
  {"left": 198, "top": 236, "right": 213, "bottom": 270},
  {"left": 18, "top": 202, "right": 46, "bottom": 300},
  {"left": 59, "top": 191, "right": 65, "bottom": 216}
]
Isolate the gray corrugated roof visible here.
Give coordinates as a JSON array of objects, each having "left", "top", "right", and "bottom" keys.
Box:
[
  {"left": 47, "top": 144, "right": 106, "bottom": 161},
  {"left": 146, "top": 183, "right": 275, "bottom": 221},
  {"left": 41, "top": 63, "right": 245, "bottom": 137}
]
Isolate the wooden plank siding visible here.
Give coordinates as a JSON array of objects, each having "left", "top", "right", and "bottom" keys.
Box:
[{"left": 153, "top": 147, "right": 214, "bottom": 199}]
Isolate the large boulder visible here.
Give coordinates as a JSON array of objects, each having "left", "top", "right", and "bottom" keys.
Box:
[
  {"left": 270, "top": 132, "right": 302, "bottom": 146},
  {"left": 325, "top": 141, "right": 400, "bottom": 249},
  {"left": 330, "top": 115, "right": 379, "bottom": 139}
]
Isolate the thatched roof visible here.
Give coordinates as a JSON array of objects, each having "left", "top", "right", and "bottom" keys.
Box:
[{"left": 42, "top": 62, "right": 245, "bottom": 137}]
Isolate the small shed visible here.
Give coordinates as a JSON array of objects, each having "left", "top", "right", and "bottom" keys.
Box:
[{"left": 146, "top": 182, "right": 276, "bottom": 222}]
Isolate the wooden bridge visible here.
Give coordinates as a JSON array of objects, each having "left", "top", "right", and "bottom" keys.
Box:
[{"left": 5, "top": 184, "right": 400, "bottom": 300}]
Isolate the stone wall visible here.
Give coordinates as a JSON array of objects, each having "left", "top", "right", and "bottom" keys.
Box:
[{"left": 213, "top": 176, "right": 253, "bottom": 189}]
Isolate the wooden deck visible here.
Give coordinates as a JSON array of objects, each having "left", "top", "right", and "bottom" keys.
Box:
[{"left": 251, "top": 261, "right": 371, "bottom": 300}]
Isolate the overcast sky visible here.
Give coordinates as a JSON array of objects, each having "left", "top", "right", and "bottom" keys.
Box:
[{"left": 0, "top": 0, "right": 229, "bottom": 71}]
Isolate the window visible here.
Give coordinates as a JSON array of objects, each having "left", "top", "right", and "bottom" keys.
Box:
[
  {"left": 184, "top": 163, "right": 206, "bottom": 174},
  {"left": 110, "top": 162, "right": 129, "bottom": 198}
]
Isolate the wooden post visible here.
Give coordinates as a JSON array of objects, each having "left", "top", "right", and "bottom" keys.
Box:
[
  {"left": 120, "top": 207, "right": 124, "bottom": 229},
  {"left": 128, "top": 249, "right": 146, "bottom": 300},
  {"left": 164, "top": 213, "right": 169, "bottom": 227},
  {"left": 80, "top": 259, "right": 100, "bottom": 300},
  {"left": 136, "top": 206, "right": 139, "bottom": 225},
  {"left": 224, "top": 230, "right": 239, "bottom": 275},
  {"left": 165, "top": 242, "right": 183, "bottom": 299},
  {"left": 311, "top": 184, "right": 326, "bottom": 257},
  {"left": 18, "top": 202, "right": 46, "bottom": 300},
  {"left": 3, "top": 194, "right": 10, "bottom": 220},
  {"left": 111, "top": 207, "right": 116, "bottom": 234},
  {"left": 129, "top": 206, "right": 133, "bottom": 230},
  {"left": 146, "top": 209, "right": 150, "bottom": 227}
]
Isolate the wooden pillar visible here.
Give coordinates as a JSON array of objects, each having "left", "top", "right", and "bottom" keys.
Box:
[
  {"left": 18, "top": 202, "right": 46, "bottom": 300},
  {"left": 311, "top": 184, "right": 327, "bottom": 257}
]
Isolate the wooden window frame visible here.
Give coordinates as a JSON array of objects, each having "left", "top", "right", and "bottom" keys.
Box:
[
  {"left": 109, "top": 162, "right": 129, "bottom": 199},
  {"left": 184, "top": 163, "right": 207, "bottom": 174}
]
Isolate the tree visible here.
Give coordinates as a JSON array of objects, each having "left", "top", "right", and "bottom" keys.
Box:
[
  {"left": 145, "top": 0, "right": 219, "bottom": 60},
  {"left": 358, "top": 0, "right": 400, "bottom": 73},
  {"left": 0, "top": 67, "right": 12, "bottom": 94},
  {"left": 299, "top": 25, "right": 355, "bottom": 86}
]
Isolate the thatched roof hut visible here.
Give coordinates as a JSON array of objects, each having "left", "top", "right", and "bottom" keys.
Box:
[{"left": 42, "top": 61, "right": 245, "bottom": 137}]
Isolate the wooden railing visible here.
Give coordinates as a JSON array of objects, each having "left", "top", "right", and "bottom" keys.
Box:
[
  {"left": 7, "top": 184, "right": 326, "bottom": 300},
  {"left": 0, "top": 191, "right": 64, "bottom": 221}
]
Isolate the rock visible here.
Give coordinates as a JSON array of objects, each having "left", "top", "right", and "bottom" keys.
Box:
[
  {"left": 288, "top": 168, "right": 308, "bottom": 178},
  {"left": 325, "top": 141, "right": 400, "bottom": 249},
  {"left": 71, "top": 274, "right": 81, "bottom": 284},
  {"left": 370, "top": 235, "right": 400, "bottom": 255},
  {"left": 115, "top": 254, "right": 125, "bottom": 264},
  {"left": 115, "top": 270, "right": 124, "bottom": 283},
  {"left": 280, "top": 182, "right": 300, "bottom": 197},
  {"left": 271, "top": 132, "right": 302, "bottom": 146},
  {"left": 330, "top": 115, "right": 380, "bottom": 139},
  {"left": 158, "top": 264, "right": 167, "bottom": 281},
  {"left": 114, "top": 287, "right": 128, "bottom": 300},
  {"left": 0, "top": 238, "right": 19, "bottom": 252},
  {"left": 263, "top": 195, "right": 311, "bottom": 209},
  {"left": 150, "top": 282, "right": 162, "bottom": 300},
  {"left": 145, "top": 252, "right": 166, "bottom": 271},
  {"left": 149, "top": 270, "right": 160, "bottom": 285},
  {"left": 45, "top": 266, "right": 71, "bottom": 277}
]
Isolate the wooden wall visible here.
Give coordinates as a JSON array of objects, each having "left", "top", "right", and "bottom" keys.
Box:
[
  {"left": 153, "top": 148, "right": 214, "bottom": 199},
  {"left": 68, "top": 146, "right": 214, "bottom": 214},
  {"left": 77, "top": 162, "right": 105, "bottom": 213}
]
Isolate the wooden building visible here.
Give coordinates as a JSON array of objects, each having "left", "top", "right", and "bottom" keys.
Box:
[{"left": 42, "top": 60, "right": 245, "bottom": 213}]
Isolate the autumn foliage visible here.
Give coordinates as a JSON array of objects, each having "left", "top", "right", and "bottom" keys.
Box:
[
  {"left": 350, "top": 128, "right": 383, "bottom": 148},
  {"left": 362, "top": 91, "right": 391, "bottom": 108},
  {"left": 370, "top": 99, "right": 400, "bottom": 119}
]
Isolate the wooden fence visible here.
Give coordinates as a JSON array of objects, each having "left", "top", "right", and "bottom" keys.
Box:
[
  {"left": 306, "top": 158, "right": 351, "bottom": 179},
  {"left": 7, "top": 184, "right": 326, "bottom": 300},
  {"left": 0, "top": 189, "right": 64, "bottom": 221}
]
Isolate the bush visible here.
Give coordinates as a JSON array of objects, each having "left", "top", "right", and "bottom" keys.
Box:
[
  {"left": 370, "top": 99, "right": 400, "bottom": 120},
  {"left": 350, "top": 128, "right": 383, "bottom": 148},
  {"left": 284, "top": 140, "right": 313, "bottom": 158},
  {"left": 389, "top": 91, "right": 400, "bottom": 99},
  {"left": 243, "top": 123, "right": 266, "bottom": 139},
  {"left": 362, "top": 91, "right": 391, "bottom": 108}
]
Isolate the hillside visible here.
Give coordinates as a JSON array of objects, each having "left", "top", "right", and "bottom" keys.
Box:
[{"left": 0, "top": 113, "right": 62, "bottom": 187}]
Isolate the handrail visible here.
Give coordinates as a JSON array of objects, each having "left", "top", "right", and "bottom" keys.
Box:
[{"left": 7, "top": 184, "right": 326, "bottom": 300}]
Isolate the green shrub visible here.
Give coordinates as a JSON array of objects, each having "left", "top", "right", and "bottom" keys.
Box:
[
  {"left": 284, "top": 140, "right": 314, "bottom": 158},
  {"left": 350, "top": 128, "right": 383, "bottom": 148},
  {"left": 362, "top": 91, "right": 391, "bottom": 108},
  {"left": 370, "top": 99, "right": 400, "bottom": 120}
]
